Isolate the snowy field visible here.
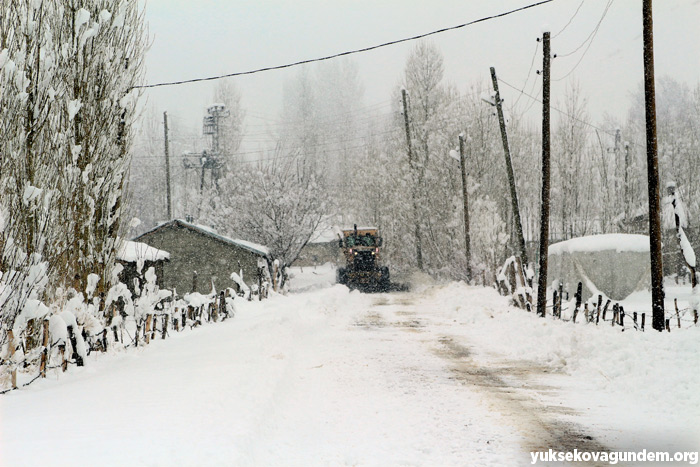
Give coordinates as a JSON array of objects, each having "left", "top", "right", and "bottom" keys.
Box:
[{"left": 1, "top": 264, "right": 698, "bottom": 466}]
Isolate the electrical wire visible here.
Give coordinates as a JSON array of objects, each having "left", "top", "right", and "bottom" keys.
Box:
[
  {"left": 554, "top": 0, "right": 614, "bottom": 81},
  {"left": 497, "top": 76, "right": 643, "bottom": 147},
  {"left": 512, "top": 40, "right": 540, "bottom": 109},
  {"left": 130, "top": 0, "right": 557, "bottom": 91},
  {"left": 552, "top": 0, "right": 585, "bottom": 39}
]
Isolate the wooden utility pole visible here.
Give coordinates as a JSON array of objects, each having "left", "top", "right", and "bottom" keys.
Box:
[
  {"left": 490, "top": 67, "right": 528, "bottom": 265},
  {"left": 401, "top": 88, "right": 423, "bottom": 271},
  {"left": 624, "top": 141, "right": 630, "bottom": 223},
  {"left": 163, "top": 111, "right": 172, "bottom": 220},
  {"left": 642, "top": 0, "right": 665, "bottom": 331},
  {"left": 536, "top": 31, "right": 552, "bottom": 318},
  {"left": 458, "top": 134, "right": 471, "bottom": 280}
]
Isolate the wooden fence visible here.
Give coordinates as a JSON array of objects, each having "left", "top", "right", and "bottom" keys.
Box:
[
  {"left": 1, "top": 288, "right": 239, "bottom": 394},
  {"left": 495, "top": 257, "right": 699, "bottom": 331}
]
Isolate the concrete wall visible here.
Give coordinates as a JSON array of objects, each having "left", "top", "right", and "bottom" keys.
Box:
[{"left": 136, "top": 224, "right": 264, "bottom": 295}]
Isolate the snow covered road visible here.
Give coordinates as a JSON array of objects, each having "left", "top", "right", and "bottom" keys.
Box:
[{"left": 1, "top": 274, "right": 698, "bottom": 466}]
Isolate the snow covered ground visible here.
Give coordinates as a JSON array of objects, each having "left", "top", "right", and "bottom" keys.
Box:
[{"left": 1, "top": 265, "right": 698, "bottom": 466}]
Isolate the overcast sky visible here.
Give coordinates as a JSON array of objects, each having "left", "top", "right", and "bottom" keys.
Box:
[{"left": 141, "top": 0, "right": 700, "bottom": 142}]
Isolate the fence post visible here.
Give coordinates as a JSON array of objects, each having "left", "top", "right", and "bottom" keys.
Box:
[
  {"left": 145, "top": 314, "right": 152, "bottom": 345},
  {"left": 601, "top": 299, "right": 611, "bottom": 323},
  {"left": 557, "top": 282, "right": 563, "bottom": 318},
  {"left": 573, "top": 282, "right": 582, "bottom": 322},
  {"left": 67, "top": 325, "right": 84, "bottom": 366},
  {"left": 219, "top": 291, "right": 227, "bottom": 320},
  {"left": 674, "top": 298, "right": 681, "bottom": 328},
  {"left": 6, "top": 329, "right": 17, "bottom": 389},
  {"left": 641, "top": 313, "right": 646, "bottom": 331},
  {"left": 40, "top": 319, "right": 49, "bottom": 377},
  {"left": 162, "top": 315, "right": 168, "bottom": 339},
  {"left": 58, "top": 344, "right": 67, "bottom": 372}
]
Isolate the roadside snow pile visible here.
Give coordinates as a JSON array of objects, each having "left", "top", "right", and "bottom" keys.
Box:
[
  {"left": 287, "top": 263, "right": 337, "bottom": 293},
  {"left": 433, "top": 282, "right": 700, "bottom": 429}
]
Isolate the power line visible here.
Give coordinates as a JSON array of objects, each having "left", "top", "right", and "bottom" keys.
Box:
[
  {"left": 130, "top": 0, "right": 557, "bottom": 91},
  {"left": 498, "top": 76, "right": 643, "bottom": 147},
  {"left": 554, "top": 0, "right": 614, "bottom": 82},
  {"left": 512, "top": 39, "right": 540, "bottom": 109},
  {"left": 133, "top": 126, "right": 400, "bottom": 161},
  {"left": 552, "top": 0, "right": 585, "bottom": 39},
  {"left": 131, "top": 141, "right": 381, "bottom": 168}
]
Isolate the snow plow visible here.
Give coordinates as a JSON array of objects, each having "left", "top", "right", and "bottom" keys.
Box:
[{"left": 336, "top": 225, "right": 391, "bottom": 292}]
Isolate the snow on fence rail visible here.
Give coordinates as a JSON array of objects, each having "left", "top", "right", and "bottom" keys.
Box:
[
  {"left": 495, "top": 256, "right": 699, "bottom": 332},
  {"left": 0, "top": 280, "right": 267, "bottom": 394}
]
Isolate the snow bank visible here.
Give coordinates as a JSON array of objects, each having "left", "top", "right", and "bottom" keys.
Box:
[{"left": 428, "top": 282, "right": 700, "bottom": 436}]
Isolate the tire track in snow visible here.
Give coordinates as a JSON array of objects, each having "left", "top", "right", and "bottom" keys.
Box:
[
  {"left": 435, "top": 336, "right": 615, "bottom": 464},
  {"left": 370, "top": 292, "right": 620, "bottom": 466}
]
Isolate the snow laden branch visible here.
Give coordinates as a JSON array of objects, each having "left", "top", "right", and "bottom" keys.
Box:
[
  {"left": 1, "top": 0, "right": 147, "bottom": 375},
  {"left": 198, "top": 144, "right": 329, "bottom": 290}
]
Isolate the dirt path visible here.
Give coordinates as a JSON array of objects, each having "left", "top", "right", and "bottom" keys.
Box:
[{"left": 367, "top": 292, "right": 618, "bottom": 466}]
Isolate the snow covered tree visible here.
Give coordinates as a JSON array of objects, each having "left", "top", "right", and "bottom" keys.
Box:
[
  {"left": 200, "top": 144, "right": 329, "bottom": 288},
  {"left": 1, "top": 0, "right": 146, "bottom": 339},
  {"left": 55, "top": 0, "right": 147, "bottom": 296}
]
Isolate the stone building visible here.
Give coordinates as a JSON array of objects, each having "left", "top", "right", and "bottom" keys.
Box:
[{"left": 133, "top": 219, "right": 270, "bottom": 296}]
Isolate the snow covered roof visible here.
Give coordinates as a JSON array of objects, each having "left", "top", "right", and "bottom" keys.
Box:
[
  {"left": 549, "top": 233, "right": 650, "bottom": 255},
  {"left": 136, "top": 219, "right": 270, "bottom": 258},
  {"left": 117, "top": 240, "right": 170, "bottom": 263}
]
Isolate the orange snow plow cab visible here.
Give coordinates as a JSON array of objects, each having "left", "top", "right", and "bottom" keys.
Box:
[{"left": 336, "top": 225, "right": 390, "bottom": 292}]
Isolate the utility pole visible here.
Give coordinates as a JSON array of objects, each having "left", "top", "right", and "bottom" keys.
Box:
[
  {"left": 163, "top": 111, "right": 172, "bottom": 220},
  {"left": 642, "top": 0, "right": 665, "bottom": 331},
  {"left": 181, "top": 104, "right": 228, "bottom": 220},
  {"left": 459, "top": 133, "right": 471, "bottom": 281},
  {"left": 536, "top": 31, "right": 552, "bottom": 318},
  {"left": 490, "top": 66, "right": 528, "bottom": 265},
  {"left": 624, "top": 141, "right": 630, "bottom": 223},
  {"left": 401, "top": 88, "right": 423, "bottom": 271}
]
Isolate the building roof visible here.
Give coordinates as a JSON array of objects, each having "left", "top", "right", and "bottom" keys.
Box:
[
  {"left": 117, "top": 240, "right": 170, "bottom": 263},
  {"left": 134, "top": 219, "right": 270, "bottom": 258}
]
